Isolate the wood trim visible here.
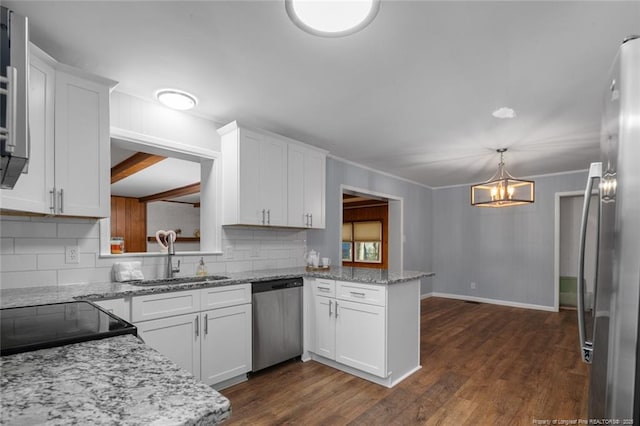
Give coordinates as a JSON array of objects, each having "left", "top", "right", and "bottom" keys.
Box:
[
  {"left": 111, "top": 152, "right": 167, "bottom": 183},
  {"left": 110, "top": 196, "right": 147, "bottom": 253},
  {"left": 146, "top": 236, "right": 200, "bottom": 242},
  {"left": 139, "top": 183, "right": 200, "bottom": 203},
  {"left": 343, "top": 205, "right": 388, "bottom": 269}
]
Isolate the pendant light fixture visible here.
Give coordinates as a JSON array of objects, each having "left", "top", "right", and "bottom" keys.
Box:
[{"left": 470, "top": 148, "right": 534, "bottom": 207}]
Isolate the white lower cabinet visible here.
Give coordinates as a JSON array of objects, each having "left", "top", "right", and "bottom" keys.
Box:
[
  {"left": 131, "top": 284, "right": 252, "bottom": 388},
  {"left": 201, "top": 304, "right": 252, "bottom": 385},
  {"left": 310, "top": 280, "right": 387, "bottom": 378},
  {"left": 306, "top": 278, "right": 421, "bottom": 388},
  {"left": 334, "top": 299, "right": 385, "bottom": 377},
  {"left": 136, "top": 312, "right": 201, "bottom": 379},
  {"left": 313, "top": 295, "right": 335, "bottom": 359},
  {"left": 93, "top": 297, "right": 131, "bottom": 322}
]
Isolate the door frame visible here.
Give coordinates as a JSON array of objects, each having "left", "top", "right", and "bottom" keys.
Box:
[{"left": 339, "top": 185, "right": 404, "bottom": 272}]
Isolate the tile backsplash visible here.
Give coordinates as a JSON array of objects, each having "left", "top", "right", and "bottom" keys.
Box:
[{"left": 0, "top": 216, "right": 307, "bottom": 289}]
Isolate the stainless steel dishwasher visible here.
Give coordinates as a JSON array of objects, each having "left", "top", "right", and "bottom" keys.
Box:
[{"left": 251, "top": 277, "right": 303, "bottom": 372}]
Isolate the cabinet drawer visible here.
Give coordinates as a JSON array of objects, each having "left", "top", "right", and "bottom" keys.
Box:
[
  {"left": 132, "top": 290, "right": 201, "bottom": 322},
  {"left": 336, "top": 281, "right": 386, "bottom": 307},
  {"left": 94, "top": 297, "right": 131, "bottom": 322},
  {"left": 201, "top": 283, "right": 251, "bottom": 310},
  {"left": 311, "top": 278, "right": 336, "bottom": 298}
]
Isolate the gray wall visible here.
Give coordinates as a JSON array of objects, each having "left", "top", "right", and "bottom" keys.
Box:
[
  {"left": 432, "top": 170, "right": 587, "bottom": 308},
  {"left": 306, "top": 158, "right": 434, "bottom": 294}
]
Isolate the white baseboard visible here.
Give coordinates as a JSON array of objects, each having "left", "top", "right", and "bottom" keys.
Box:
[{"left": 421, "top": 292, "right": 557, "bottom": 312}]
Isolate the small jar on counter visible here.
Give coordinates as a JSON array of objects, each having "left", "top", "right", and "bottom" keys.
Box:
[{"left": 110, "top": 237, "right": 125, "bottom": 254}]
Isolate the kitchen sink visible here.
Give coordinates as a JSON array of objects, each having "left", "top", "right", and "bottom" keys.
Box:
[{"left": 129, "top": 275, "right": 230, "bottom": 286}]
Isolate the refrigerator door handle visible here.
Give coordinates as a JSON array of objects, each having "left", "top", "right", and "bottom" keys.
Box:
[{"left": 577, "top": 162, "right": 601, "bottom": 364}]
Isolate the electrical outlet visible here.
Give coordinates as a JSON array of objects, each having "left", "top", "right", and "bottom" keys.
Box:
[
  {"left": 65, "top": 246, "right": 79, "bottom": 264},
  {"left": 224, "top": 246, "right": 233, "bottom": 260},
  {"left": 470, "top": 282, "right": 477, "bottom": 290}
]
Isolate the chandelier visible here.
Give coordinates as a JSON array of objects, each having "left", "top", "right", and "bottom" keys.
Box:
[{"left": 470, "top": 148, "right": 535, "bottom": 207}]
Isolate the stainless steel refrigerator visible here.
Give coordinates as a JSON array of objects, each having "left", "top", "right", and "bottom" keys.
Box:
[{"left": 577, "top": 35, "right": 640, "bottom": 423}]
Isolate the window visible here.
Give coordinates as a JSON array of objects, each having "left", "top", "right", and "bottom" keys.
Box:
[{"left": 342, "top": 221, "right": 382, "bottom": 264}]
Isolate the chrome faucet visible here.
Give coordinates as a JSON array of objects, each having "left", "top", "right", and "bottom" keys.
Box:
[{"left": 166, "top": 237, "right": 181, "bottom": 278}]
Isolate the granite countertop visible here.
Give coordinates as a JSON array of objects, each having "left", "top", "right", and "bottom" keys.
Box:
[
  {"left": 0, "top": 267, "right": 434, "bottom": 309},
  {"left": 0, "top": 334, "right": 231, "bottom": 425}
]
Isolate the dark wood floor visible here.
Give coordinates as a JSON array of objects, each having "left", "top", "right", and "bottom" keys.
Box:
[{"left": 223, "top": 297, "right": 589, "bottom": 425}]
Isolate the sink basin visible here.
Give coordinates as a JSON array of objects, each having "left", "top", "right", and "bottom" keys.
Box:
[{"left": 129, "top": 275, "right": 230, "bottom": 286}]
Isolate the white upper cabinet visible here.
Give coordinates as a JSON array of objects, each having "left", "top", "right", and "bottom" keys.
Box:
[
  {"left": 221, "top": 124, "right": 287, "bottom": 226},
  {"left": 219, "top": 121, "right": 326, "bottom": 228},
  {"left": 288, "top": 143, "right": 326, "bottom": 229},
  {"left": 1, "top": 49, "right": 55, "bottom": 213},
  {"left": 0, "top": 44, "right": 116, "bottom": 217}
]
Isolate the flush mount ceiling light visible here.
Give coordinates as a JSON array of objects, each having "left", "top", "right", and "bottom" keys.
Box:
[
  {"left": 492, "top": 107, "right": 516, "bottom": 119},
  {"left": 155, "top": 89, "right": 198, "bottom": 111},
  {"left": 471, "top": 148, "right": 535, "bottom": 208},
  {"left": 285, "top": 0, "right": 380, "bottom": 37}
]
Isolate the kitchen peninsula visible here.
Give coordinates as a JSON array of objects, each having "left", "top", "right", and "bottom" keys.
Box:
[{"left": 0, "top": 267, "right": 432, "bottom": 424}]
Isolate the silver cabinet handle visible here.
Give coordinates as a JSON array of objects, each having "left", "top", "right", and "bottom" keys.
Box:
[
  {"left": 195, "top": 315, "right": 199, "bottom": 337},
  {"left": 204, "top": 313, "right": 208, "bottom": 335},
  {"left": 58, "top": 189, "right": 64, "bottom": 214},
  {"left": 335, "top": 301, "right": 339, "bottom": 318},
  {"left": 318, "top": 286, "right": 330, "bottom": 292},
  {"left": 309, "top": 213, "right": 313, "bottom": 227},
  {"left": 350, "top": 291, "right": 366, "bottom": 297},
  {"left": 305, "top": 213, "right": 309, "bottom": 227},
  {"left": 261, "top": 209, "right": 265, "bottom": 225},
  {"left": 49, "top": 188, "right": 57, "bottom": 213},
  {"left": 577, "top": 162, "right": 601, "bottom": 364},
  {"left": 329, "top": 300, "right": 332, "bottom": 317},
  {"left": 267, "top": 209, "right": 271, "bottom": 225}
]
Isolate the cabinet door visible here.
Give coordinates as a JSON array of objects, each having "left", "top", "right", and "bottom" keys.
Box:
[
  {"left": 200, "top": 304, "right": 252, "bottom": 386},
  {"left": 287, "top": 144, "right": 325, "bottom": 229},
  {"left": 1, "top": 52, "right": 55, "bottom": 213},
  {"left": 136, "top": 313, "right": 201, "bottom": 378},
  {"left": 287, "top": 144, "right": 306, "bottom": 227},
  {"left": 335, "top": 299, "right": 386, "bottom": 377},
  {"left": 313, "top": 295, "right": 335, "bottom": 359},
  {"left": 303, "top": 147, "right": 325, "bottom": 229},
  {"left": 54, "top": 71, "right": 110, "bottom": 217},
  {"left": 238, "top": 129, "right": 263, "bottom": 225},
  {"left": 260, "top": 135, "right": 287, "bottom": 226}
]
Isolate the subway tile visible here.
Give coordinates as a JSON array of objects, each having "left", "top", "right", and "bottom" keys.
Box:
[
  {"left": 1, "top": 254, "right": 37, "bottom": 272},
  {"left": 0, "top": 215, "right": 30, "bottom": 222},
  {"left": 0, "top": 221, "right": 57, "bottom": 238},
  {"left": 58, "top": 267, "right": 112, "bottom": 285},
  {"left": 225, "top": 261, "right": 252, "bottom": 273},
  {"left": 252, "top": 260, "right": 271, "bottom": 270},
  {"left": 223, "top": 228, "right": 254, "bottom": 240},
  {"left": 37, "top": 253, "right": 96, "bottom": 270},
  {"left": 77, "top": 238, "right": 100, "bottom": 254},
  {"left": 267, "top": 249, "right": 290, "bottom": 260},
  {"left": 276, "top": 259, "right": 296, "bottom": 269},
  {"left": 0, "top": 270, "right": 57, "bottom": 289},
  {"left": 15, "top": 238, "right": 76, "bottom": 254},
  {"left": 1, "top": 238, "right": 14, "bottom": 254},
  {"left": 58, "top": 222, "right": 99, "bottom": 238}
]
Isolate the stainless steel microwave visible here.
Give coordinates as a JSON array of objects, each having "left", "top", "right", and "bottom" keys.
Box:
[{"left": 0, "top": 6, "right": 29, "bottom": 190}]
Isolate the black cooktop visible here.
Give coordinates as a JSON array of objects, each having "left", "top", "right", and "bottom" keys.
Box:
[{"left": 0, "top": 301, "right": 137, "bottom": 356}]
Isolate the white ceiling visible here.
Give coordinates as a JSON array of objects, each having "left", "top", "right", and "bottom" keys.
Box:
[
  {"left": 111, "top": 146, "right": 201, "bottom": 203},
  {"left": 8, "top": 1, "right": 640, "bottom": 187}
]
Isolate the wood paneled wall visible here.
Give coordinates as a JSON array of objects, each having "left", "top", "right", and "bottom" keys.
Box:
[
  {"left": 110, "top": 196, "right": 147, "bottom": 253},
  {"left": 343, "top": 204, "right": 388, "bottom": 269}
]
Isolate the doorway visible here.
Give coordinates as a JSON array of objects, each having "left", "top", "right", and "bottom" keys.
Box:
[
  {"left": 340, "top": 186, "right": 403, "bottom": 272},
  {"left": 554, "top": 191, "right": 598, "bottom": 311}
]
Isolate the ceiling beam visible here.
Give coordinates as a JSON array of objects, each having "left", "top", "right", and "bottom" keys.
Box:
[
  {"left": 111, "top": 152, "right": 167, "bottom": 184},
  {"left": 139, "top": 183, "right": 200, "bottom": 203}
]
